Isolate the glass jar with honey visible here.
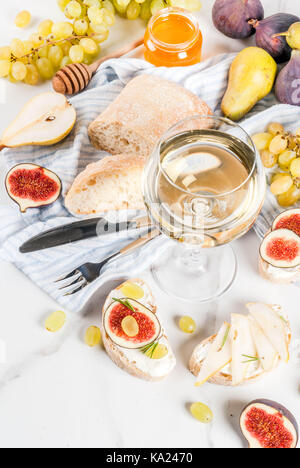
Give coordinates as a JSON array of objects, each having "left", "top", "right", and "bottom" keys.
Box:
[{"left": 144, "top": 8, "right": 203, "bottom": 67}]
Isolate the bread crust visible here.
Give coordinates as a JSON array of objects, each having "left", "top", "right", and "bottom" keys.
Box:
[
  {"left": 88, "top": 74, "right": 213, "bottom": 157},
  {"left": 101, "top": 279, "right": 175, "bottom": 382}
]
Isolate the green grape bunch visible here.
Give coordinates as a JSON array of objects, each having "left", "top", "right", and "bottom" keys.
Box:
[{"left": 0, "top": 0, "right": 202, "bottom": 85}]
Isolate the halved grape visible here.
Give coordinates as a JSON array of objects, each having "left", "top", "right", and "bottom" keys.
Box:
[
  {"left": 85, "top": 326, "right": 102, "bottom": 347},
  {"left": 45, "top": 311, "right": 66, "bottom": 332},
  {"left": 269, "top": 135, "right": 288, "bottom": 155}
]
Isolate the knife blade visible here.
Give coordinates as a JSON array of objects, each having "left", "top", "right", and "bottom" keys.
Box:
[{"left": 19, "top": 215, "right": 152, "bottom": 253}]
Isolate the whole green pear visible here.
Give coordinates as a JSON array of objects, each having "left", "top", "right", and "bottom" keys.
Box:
[{"left": 221, "top": 47, "right": 277, "bottom": 121}]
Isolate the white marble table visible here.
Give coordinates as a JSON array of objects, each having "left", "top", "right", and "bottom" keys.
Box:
[{"left": 0, "top": 0, "right": 300, "bottom": 449}]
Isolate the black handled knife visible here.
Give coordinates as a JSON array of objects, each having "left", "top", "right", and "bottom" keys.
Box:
[{"left": 19, "top": 216, "right": 152, "bottom": 253}]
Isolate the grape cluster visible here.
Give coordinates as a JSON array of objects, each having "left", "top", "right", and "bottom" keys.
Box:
[
  {"left": 0, "top": 0, "right": 202, "bottom": 85},
  {"left": 253, "top": 123, "right": 300, "bottom": 207}
]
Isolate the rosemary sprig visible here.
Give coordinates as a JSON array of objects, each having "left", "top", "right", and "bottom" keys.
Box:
[
  {"left": 112, "top": 297, "right": 135, "bottom": 312},
  {"left": 220, "top": 325, "right": 230, "bottom": 350},
  {"left": 141, "top": 341, "right": 159, "bottom": 358},
  {"left": 242, "top": 354, "right": 259, "bottom": 364}
]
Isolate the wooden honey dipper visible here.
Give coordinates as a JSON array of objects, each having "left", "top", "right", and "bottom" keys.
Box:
[{"left": 52, "top": 36, "right": 144, "bottom": 96}]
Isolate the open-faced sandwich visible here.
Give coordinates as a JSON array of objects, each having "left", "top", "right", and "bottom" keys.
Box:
[
  {"left": 259, "top": 209, "right": 300, "bottom": 284},
  {"left": 102, "top": 279, "right": 176, "bottom": 381},
  {"left": 189, "top": 302, "right": 291, "bottom": 387}
]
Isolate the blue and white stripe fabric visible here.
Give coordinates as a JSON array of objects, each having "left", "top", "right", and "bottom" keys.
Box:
[{"left": 1, "top": 54, "right": 300, "bottom": 312}]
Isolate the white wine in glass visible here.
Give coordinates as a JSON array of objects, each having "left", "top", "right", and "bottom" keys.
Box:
[{"left": 143, "top": 115, "right": 266, "bottom": 302}]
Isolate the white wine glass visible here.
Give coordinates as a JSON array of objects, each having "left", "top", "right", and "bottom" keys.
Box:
[{"left": 143, "top": 114, "right": 266, "bottom": 302}]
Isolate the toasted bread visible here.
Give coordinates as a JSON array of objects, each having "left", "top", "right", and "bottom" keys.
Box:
[{"left": 102, "top": 279, "right": 176, "bottom": 382}]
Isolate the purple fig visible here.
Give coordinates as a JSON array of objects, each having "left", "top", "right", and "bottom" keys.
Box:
[
  {"left": 212, "top": 0, "right": 264, "bottom": 39},
  {"left": 249, "top": 14, "right": 300, "bottom": 63},
  {"left": 275, "top": 50, "right": 300, "bottom": 106},
  {"left": 240, "top": 399, "right": 298, "bottom": 448}
]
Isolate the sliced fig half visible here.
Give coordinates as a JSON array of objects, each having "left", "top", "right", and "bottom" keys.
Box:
[
  {"left": 5, "top": 163, "right": 62, "bottom": 213},
  {"left": 240, "top": 399, "right": 298, "bottom": 448},
  {"left": 103, "top": 298, "right": 161, "bottom": 349},
  {"left": 260, "top": 229, "right": 300, "bottom": 268},
  {"left": 272, "top": 209, "right": 300, "bottom": 237}
]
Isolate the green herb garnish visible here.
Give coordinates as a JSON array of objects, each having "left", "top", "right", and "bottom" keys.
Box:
[
  {"left": 112, "top": 297, "right": 135, "bottom": 312},
  {"left": 220, "top": 325, "right": 230, "bottom": 350},
  {"left": 141, "top": 341, "right": 159, "bottom": 358},
  {"left": 242, "top": 354, "right": 259, "bottom": 363}
]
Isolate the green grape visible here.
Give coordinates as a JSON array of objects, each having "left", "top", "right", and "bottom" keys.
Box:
[
  {"left": 260, "top": 150, "right": 278, "bottom": 169},
  {"left": 29, "top": 33, "right": 44, "bottom": 47},
  {"left": 0, "top": 46, "right": 11, "bottom": 60},
  {"left": 22, "top": 41, "right": 34, "bottom": 55},
  {"left": 38, "top": 45, "right": 49, "bottom": 59},
  {"left": 283, "top": 22, "right": 300, "bottom": 49},
  {"left": 57, "top": 0, "right": 70, "bottom": 11},
  {"left": 24, "top": 64, "right": 39, "bottom": 85},
  {"left": 52, "top": 22, "right": 74, "bottom": 39},
  {"left": 150, "top": 0, "right": 166, "bottom": 16},
  {"left": 290, "top": 158, "right": 300, "bottom": 178},
  {"left": 89, "top": 23, "right": 109, "bottom": 42},
  {"left": 277, "top": 185, "right": 300, "bottom": 207},
  {"left": 88, "top": 6, "right": 103, "bottom": 24},
  {"left": 179, "top": 316, "right": 196, "bottom": 334},
  {"left": 126, "top": 1, "right": 141, "bottom": 19},
  {"left": 15, "top": 10, "right": 31, "bottom": 28},
  {"left": 101, "top": 8, "right": 116, "bottom": 26},
  {"left": 113, "top": 0, "right": 128, "bottom": 14},
  {"left": 190, "top": 403, "right": 213, "bottom": 424},
  {"left": 61, "top": 41, "right": 72, "bottom": 55},
  {"left": 83, "top": 53, "right": 95, "bottom": 64},
  {"left": 278, "top": 150, "right": 297, "bottom": 171},
  {"left": 0, "top": 60, "right": 11, "bottom": 78},
  {"left": 80, "top": 38, "right": 98, "bottom": 54},
  {"left": 11, "top": 61, "right": 27, "bottom": 81},
  {"left": 103, "top": 0, "right": 115, "bottom": 13},
  {"left": 60, "top": 55, "right": 72, "bottom": 67},
  {"left": 10, "top": 38, "right": 25, "bottom": 58},
  {"left": 69, "top": 44, "right": 84, "bottom": 62},
  {"left": 65, "top": 1, "right": 82, "bottom": 18},
  {"left": 252, "top": 132, "right": 273, "bottom": 151},
  {"left": 48, "top": 45, "right": 64, "bottom": 67},
  {"left": 267, "top": 122, "right": 285, "bottom": 136},
  {"left": 140, "top": 0, "right": 152, "bottom": 20},
  {"left": 73, "top": 18, "right": 89, "bottom": 34},
  {"left": 83, "top": 0, "right": 100, "bottom": 6},
  {"left": 38, "top": 20, "right": 54, "bottom": 37},
  {"left": 270, "top": 174, "right": 293, "bottom": 195},
  {"left": 36, "top": 57, "right": 54, "bottom": 79},
  {"left": 269, "top": 134, "right": 288, "bottom": 155}
]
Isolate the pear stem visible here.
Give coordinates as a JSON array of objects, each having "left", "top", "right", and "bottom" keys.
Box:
[{"left": 0, "top": 144, "right": 6, "bottom": 151}]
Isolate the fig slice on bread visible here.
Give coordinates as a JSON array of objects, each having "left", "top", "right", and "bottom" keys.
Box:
[
  {"left": 189, "top": 303, "right": 291, "bottom": 387},
  {"left": 101, "top": 279, "right": 176, "bottom": 381}
]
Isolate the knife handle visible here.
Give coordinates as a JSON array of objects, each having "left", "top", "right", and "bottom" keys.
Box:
[{"left": 120, "top": 228, "right": 160, "bottom": 256}]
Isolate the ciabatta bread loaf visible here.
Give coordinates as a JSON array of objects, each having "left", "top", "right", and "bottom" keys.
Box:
[
  {"left": 65, "top": 153, "right": 145, "bottom": 215},
  {"left": 88, "top": 75, "right": 212, "bottom": 157}
]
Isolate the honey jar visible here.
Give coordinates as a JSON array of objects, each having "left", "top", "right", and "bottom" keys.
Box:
[{"left": 144, "top": 7, "right": 203, "bottom": 67}]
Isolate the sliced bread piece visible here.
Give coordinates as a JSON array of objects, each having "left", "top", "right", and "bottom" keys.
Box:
[
  {"left": 102, "top": 279, "right": 176, "bottom": 382},
  {"left": 65, "top": 153, "right": 145, "bottom": 215},
  {"left": 88, "top": 74, "right": 213, "bottom": 157}
]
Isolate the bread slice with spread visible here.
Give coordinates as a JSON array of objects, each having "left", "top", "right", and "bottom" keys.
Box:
[
  {"left": 102, "top": 279, "right": 176, "bottom": 381},
  {"left": 189, "top": 303, "right": 291, "bottom": 387}
]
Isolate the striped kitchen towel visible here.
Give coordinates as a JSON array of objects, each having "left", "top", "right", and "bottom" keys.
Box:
[{"left": 0, "top": 54, "right": 300, "bottom": 312}]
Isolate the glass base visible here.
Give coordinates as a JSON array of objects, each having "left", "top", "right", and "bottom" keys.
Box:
[{"left": 151, "top": 243, "right": 237, "bottom": 303}]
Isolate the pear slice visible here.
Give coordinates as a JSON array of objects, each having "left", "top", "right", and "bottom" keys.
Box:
[
  {"left": 247, "top": 303, "right": 289, "bottom": 363},
  {"left": 231, "top": 314, "right": 257, "bottom": 386},
  {"left": 1, "top": 92, "right": 76, "bottom": 149},
  {"left": 248, "top": 316, "right": 279, "bottom": 372},
  {"left": 195, "top": 322, "right": 231, "bottom": 387}
]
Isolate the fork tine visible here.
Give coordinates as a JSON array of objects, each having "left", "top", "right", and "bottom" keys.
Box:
[
  {"left": 58, "top": 273, "right": 84, "bottom": 291},
  {"left": 54, "top": 269, "right": 81, "bottom": 283},
  {"left": 62, "top": 278, "right": 88, "bottom": 296}
]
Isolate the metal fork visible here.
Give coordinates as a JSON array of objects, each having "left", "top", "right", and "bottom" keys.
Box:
[{"left": 54, "top": 228, "right": 160, "bottom": 296}]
